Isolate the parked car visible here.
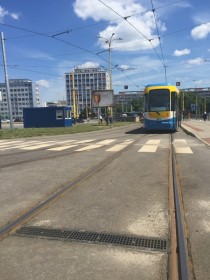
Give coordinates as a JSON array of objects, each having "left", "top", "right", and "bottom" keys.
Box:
[{"left": 13, "top": 118, "right": 22, "bottom": 122}]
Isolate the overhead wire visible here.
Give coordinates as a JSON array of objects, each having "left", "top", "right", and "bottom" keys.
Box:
[
  {"left": 150, "top": 0, "right": 168, "bottom": 82},
  {"left": 98, "top": 0, "right": 165, "bottom": 68},
  {"left": 2, "top": 0, "right": 185, "bottom": 41},
  {"left": 0, "top": 0, "right": 206, "bottom": 88}
]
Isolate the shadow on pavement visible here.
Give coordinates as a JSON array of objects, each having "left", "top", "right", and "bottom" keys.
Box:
[
  {"left": 125, "top": 127, "right": 145, "bottom": 134},
  {"left": 125, "top": 127, "right": 177, "bottom": 135}
]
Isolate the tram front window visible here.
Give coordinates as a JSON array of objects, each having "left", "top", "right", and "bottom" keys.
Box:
[{"left": 148, "top": 89, "right": 170, "bottom": 112}]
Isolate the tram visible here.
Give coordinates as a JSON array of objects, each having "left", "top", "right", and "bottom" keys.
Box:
[{"left": 143, "top": 83, "right": 180, "bottom": 131}]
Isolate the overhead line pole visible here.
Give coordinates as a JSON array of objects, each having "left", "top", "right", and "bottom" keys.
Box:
[{"left": 1, "top": 32, "right": 13, "bottom": 129}]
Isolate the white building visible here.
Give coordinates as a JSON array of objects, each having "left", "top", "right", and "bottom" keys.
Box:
[
  {"left": 65, "top": 67, "right": 109, "bottom": 113},
  {"left": 0, "top": 79, "right": 40, "bottom": 120}
]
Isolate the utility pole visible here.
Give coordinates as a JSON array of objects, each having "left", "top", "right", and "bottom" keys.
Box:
[
  {"left": 72, "top": 70, "right": 76, "bottom": 122},
  {"left": 1, "top": 32, "right": 13, "bottom": 129},
  {"left": 98, "top": 33, "right": 122, "bottom": 122}
]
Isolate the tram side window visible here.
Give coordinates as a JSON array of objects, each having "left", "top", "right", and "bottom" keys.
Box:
[{"left": 171, "top": 92, "right": 176, "bottom": 111}]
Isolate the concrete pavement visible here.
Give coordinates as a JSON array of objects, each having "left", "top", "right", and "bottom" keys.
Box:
[{"left": 181, "top": 119, "right": 210, "bottom": 147}]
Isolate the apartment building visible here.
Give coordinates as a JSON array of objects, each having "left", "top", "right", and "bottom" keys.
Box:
[
  {"left": 65, "top": 67, "right": 109, "bottom": 113},
  {"left": 0, "top": 79, "right": 40, "bottom": 120}
]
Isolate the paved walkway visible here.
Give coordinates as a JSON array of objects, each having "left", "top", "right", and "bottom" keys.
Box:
[{"left": 181, "top": 119, "right": 210, "bottom": 147}]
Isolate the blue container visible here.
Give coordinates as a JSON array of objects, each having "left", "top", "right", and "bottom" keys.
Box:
[{"left": 23, "top": 106, "right": 72, "bottom": 128}]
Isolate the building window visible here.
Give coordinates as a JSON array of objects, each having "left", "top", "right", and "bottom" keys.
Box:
[{"left": 56, "top": 110, "right": 63, "bottom": 119}]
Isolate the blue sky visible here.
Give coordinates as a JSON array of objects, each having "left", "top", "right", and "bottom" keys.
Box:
[{"left": 0, "top": 0, "right": 210, "bottom": 103}]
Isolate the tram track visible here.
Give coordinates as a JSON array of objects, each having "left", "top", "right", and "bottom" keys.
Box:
[
  {"left": 169, "top": 133, "right": 191, "bottom": 280},
  {"left": 0, "top": 130, "right": 193, "bottom": 279},
  {"left": 0, "top": 137, "right": 141, "bottom": 240}
]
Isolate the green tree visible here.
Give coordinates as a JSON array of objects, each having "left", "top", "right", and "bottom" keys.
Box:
[{"left": 131, "top": 98, "right": 143, "bottom": 112}]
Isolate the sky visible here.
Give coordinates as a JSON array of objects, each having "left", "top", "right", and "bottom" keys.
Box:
[{"left": 0, "top": 0, "right": 210, "bottom": 104}]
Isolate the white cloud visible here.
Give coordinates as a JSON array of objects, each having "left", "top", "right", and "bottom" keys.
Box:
[
  {"left": 0, "top": 6, "right": 8, "bottom": 22},
  {"left": 36, "top": 80, "right": 51, "bottom": 88},
  {"left": 191, "top": 22, "right": 210, "bottom": 39},
  {"left": 173, "top": 48, "right": 190, "bottom": 56},
  {"left": 73, "top": 0, "right": 166, "bottom": 51},
  {"left": 24, "top": 50, "right": 55, "bottom": 60},
  {"left": 0, "top": 5, "right": 19, "bottom": 22},
  {"left": 77, "top": 61, "right": 100, "bottom": 68},
  {"left": 10, "top": 13, "right": 20, "bottom": 20},
  {"left": 73, "top": 0, "right": 144, "bottom": 21},
  {"left": 118, "top": 64, "right": 131, "bottom": 70},
  {"left": 188, "top": 57, "right": 204, "bottom": 65}
]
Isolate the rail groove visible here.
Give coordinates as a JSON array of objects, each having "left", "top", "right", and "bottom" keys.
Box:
[{"left": 171, "top": 134, "right": 190, "bottom": 279}]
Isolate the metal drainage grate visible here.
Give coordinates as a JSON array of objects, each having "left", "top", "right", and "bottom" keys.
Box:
[{"left": 15, "top": 226, "right": 167, "bottom": 252}]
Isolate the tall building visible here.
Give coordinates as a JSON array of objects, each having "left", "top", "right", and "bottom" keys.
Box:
[
  {"left": 65, "top": 67, "right": 109, "bottom": 113},
  {"left": 0, "top": 79, "right": 40, "bottom": 120}
]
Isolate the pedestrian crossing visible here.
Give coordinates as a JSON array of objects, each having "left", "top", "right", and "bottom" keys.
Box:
[{"left": 0, "top": 138, "right": 195, "bottom": 154}]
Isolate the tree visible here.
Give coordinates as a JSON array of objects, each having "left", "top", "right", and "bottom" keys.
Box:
[{"left": 131, "top": 98, "right": 143, "bottom": 112}]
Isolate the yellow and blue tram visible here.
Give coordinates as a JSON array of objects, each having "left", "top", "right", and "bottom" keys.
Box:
[{"left": 143, "top": 83, "right": 180, "bottom": 131}]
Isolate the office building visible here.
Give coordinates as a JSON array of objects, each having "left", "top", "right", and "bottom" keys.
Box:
[
  {"left": 65, "top": 67, "right": 109, "bottom": 114},
  {"left": 114, "top": 91, "right": 144, "bottom": 112},
  {"left": 0, "top": 79, "right": 40, "bottom": 120}
]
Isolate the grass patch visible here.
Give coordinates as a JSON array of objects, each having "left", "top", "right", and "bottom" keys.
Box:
[{"left": 0, "top": 122, "right": 133, "bottom": 139}]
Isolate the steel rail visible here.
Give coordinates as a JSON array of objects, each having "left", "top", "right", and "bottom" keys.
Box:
[
  {"left": 171, "top": 134, "right": 190, "bottom": 279},
  {"left": 0, "top": 138, "right": 139, "bottom": 240}
]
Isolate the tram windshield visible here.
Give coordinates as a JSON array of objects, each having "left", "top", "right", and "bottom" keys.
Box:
[{"left": 146, "top": 89, "right": 170, "bottom": 112}]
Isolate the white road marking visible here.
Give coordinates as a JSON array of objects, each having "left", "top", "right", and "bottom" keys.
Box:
[
  {"left": 106, "top": 140, "right": 134, "bottom": 152},
  {"left": 76, "top": 139, "right": 96, "bottom": 144},
  {"left": 138, "top": 145, "right": 158, "bottom": 153},
  {"left": 21, "top": 143, "right": 58, "bottom": 150},
  {"left": 106, "top": 144, "right": 127, "bottom": 152},
  {"left": 75, "top": 144, "right": 103, "bottom": 151},
  {"left": 47, "top": 144, "right": 78, "bottom": 151},
  {"left": 0, "top": 141, "right": 43, "bottom": 150},
  {"left": 0, "top": 138, "right": 194, "bottom": 154},
  {"left": 96, "top": 139, "right": 116, "bottom": 145},
  {"left": 174, "top": 139, "right": 187, "bottom": 143},
  {"left": 0, "top": 140, "right": 23, "bottom": 148},
  {"left": 146, "top": 140, "right": 161, "bottom": 145},
  {"left": 175, "top": 147, "right": 193, "bottom": 154}
]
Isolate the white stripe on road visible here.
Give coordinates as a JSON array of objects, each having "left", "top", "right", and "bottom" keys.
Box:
[
  {"left": 76, "top": 139, "right": 96, "bottom": 144},
  {"left": 175, "top": 147, "right": 193, "bottom": 154},
  {"left": 21, "top": 143, "right": 58, "bottom": 150},
  {"left": 96, "top": 139, "right": 116, "bottom": 145},
  {"left": 47, "top": 144, "right": 78, "bottom": 151},
  {"left": 0, "top": 141, "right": 43, "bottom": 150},
  {"left": 138, "top": 145, "right": 158, "bottom": 153},
  {"left": 146, "top": 140, "right": 161, "bottom": 145},
  {"left": 75, "top": 144, "right": 103, "bottom": 151},
  {"left": 174, "top": 139, "right": 187, "bottom": 143},
  {"left": 106, "top": 140, "right": 134, "bottom": 152}
]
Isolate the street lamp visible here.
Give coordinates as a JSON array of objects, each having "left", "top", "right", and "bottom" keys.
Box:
[
  {"left": 97, "top": 33, "right": 122, "bottom": 120},
  {"left": 98, "top": 33, "right": 122, "bottom": 90}
]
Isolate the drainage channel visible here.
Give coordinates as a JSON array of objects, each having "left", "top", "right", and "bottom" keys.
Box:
[{"left": 14, "top": 226, "right": 168, "bottom": 253}]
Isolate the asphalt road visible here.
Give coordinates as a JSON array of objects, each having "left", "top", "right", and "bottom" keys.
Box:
[{"left": 0, "top": 123, "right": 209, "bottom": 280}]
